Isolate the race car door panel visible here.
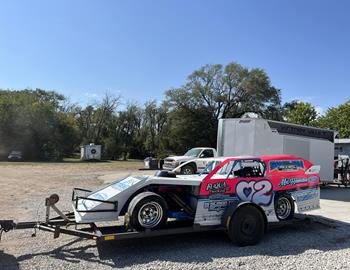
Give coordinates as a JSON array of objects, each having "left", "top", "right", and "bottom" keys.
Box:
[{"left": 194, "top": 159, "right": 275, "bottom": 225}]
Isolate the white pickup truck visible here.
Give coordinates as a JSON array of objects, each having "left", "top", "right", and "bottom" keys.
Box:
[{"left": 162, "top": 147, "right": 217, "bottom": 174}]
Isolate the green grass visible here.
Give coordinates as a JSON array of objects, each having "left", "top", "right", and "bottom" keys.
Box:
[{"left": 0, "top": 158, "right": 144, "bottom": 170}]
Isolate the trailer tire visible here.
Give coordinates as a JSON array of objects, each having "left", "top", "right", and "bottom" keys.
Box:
[
  {"left": 227, "top": 205, "right": 265, "bottom": 246},
  {"left": 128, "top": 192, "right": 168, "bottom": 231},
  {"left": 274, "top": 193, "right": 294, "bottom": 220}
]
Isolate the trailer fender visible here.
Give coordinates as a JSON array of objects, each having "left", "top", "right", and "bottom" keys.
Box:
[{"left": 221, "top": 202, "right": 268, "bottom": 232}]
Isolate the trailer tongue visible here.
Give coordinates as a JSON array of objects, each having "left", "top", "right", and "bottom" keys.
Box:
[{"left": 0, "top": 193, "right": 220, "bottom": 243}]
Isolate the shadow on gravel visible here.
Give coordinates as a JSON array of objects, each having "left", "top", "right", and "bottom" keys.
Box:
[
  {"left": 95, "top": 217, "right": 350, "bottom": 268},
  {"left": 9, "top": 216, "right": 350, "bottom": 268},
  {"left": 15, "top": 238, "right": 115, "bottom": 267},
  {"left": 0, "top": 250, "right": 20, "bottom": 270}
]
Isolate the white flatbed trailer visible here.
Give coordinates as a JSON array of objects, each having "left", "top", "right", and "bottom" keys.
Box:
[{"left": 0, "top": 194, "right": 313, "bottom": 244}]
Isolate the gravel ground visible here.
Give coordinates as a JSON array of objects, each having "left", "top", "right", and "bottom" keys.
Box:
[{"left": 1, "top": 162, "right": 350, "bottom": 270}]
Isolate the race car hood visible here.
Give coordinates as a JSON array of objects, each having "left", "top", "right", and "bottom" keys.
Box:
[{"left": 73, "top": 174, "right": 205, "bottom": 223}]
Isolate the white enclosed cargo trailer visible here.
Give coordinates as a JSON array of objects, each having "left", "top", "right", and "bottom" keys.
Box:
[{"left": 217, "top": 118, "right": 336, "bottom": 183}]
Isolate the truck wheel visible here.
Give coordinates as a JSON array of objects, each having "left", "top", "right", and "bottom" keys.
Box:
[
  {"left": 274, "top": 194, "right": 294, "bottom": 220},
  {"left": 128, "top": 192, "right": 168, "bottom": 231},
  {"left": 181, "top": 165, "right": 195, "bottom": 175},
  {"left": 227, "top": 205, "right": 265, "bottom": 246}
]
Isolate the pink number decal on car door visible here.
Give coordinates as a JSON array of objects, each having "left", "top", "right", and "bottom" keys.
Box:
[{"left": 236, "top": 180, "right": 273, "bottom": 206}]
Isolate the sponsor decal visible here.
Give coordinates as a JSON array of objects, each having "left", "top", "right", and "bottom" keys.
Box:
[
  {"left": 206, "top": 181, "right": 231, "bottom": 193},
  {"left": 293, "top": 188, "right": 319, "bottom": 202},
  {"left": 269, "top": 160, "right": 304, "bottom": 172},
  {"left": 236, "top": 180, "right": 273, "bottom": 205},
  {"left": 208, "top": 194, "right": 230, "bottom": 200},
  {"left": 264, "top": 209, "right": 274, "bottom": 216},
  {"left": 112, "top": 177, "right": 141, "bottom": 191},
  {"left": 292, "top": 187, "right": 320, "bottom": 212},
  {"left": 203, "top": 199, "right": 238, "bottom": 212},
  {"left": 278, "top": 176, "right": 319, "bottom": 188}
]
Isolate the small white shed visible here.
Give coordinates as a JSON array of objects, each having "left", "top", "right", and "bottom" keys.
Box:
[{"left": 80, "top": 144, "right": 102, "bottom": 161}]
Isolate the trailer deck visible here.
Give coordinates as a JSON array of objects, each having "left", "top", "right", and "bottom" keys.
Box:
[{"left": 0, "top": 211, "right": 313, "bottom": 244}]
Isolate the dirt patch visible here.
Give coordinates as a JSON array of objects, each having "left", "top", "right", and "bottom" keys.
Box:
[{"left": 0, "top": 161, "right": 142, "bottom": 220}]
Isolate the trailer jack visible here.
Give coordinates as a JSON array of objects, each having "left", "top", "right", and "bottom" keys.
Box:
[{"left": 45, "top": 193, "right": 69, "bottom": 222}]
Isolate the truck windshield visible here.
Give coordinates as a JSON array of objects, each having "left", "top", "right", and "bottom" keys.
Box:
[{"left": 184, "top": 148, "right": 202, "bottom": 157}]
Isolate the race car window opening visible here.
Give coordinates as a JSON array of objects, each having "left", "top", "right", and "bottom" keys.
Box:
[
  {"left": 231, "top": 160, "right": 266, "bottom": 178},
  {"left": 211, "top": 160, "right": 236, "bottom": 178}
]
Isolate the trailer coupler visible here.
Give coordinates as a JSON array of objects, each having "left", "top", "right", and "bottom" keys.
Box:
[
  {"left": 0, "top": 220, "right": 16, "bottom": 232},
  {"left": 0, "top": 220, "right": 16, "bottom": 241},
  {"left": 0, "top": 219, "right": 40, "bottom": 241}
]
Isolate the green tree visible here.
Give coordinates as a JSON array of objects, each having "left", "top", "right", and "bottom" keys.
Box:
[
  {"left": 164, "top": 62, "right": 282, "bottom": 154},
  {"left": 0, "top": 89, "right": 80, "bottom": 160},
  {"left": 317, "top": 101, "right": 350, "bottom": 138},
  {"left": 283, "top": 101, "right": 318, "bottom": 126},
  {"left": 140, "top": 101, "right": 170, "bottom": 157},
  {"left": 76, "top": 94, "right": 121, "bottom": 145},
  {"left": 115, "top": 104, "right": 143, "bottom": 160},
  {"left": 174, "top": 62, "right": 282, "bottom": 119}
]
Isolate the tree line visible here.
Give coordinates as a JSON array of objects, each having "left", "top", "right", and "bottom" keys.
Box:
[{"left": 0, "top": 61, "right": 349, "bottom": 161}]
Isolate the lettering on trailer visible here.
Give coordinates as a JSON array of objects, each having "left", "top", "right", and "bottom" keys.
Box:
[
  {"left": 278, "top": 176, "right": 319, "bottom": 188},
  {"left": 236, "top": 180, "right": 273, "bottom": 206},
  {"left": 269, "top": 160, "right": 304, "bottom": 172},
  {"left": 267, "top": 120, "right": 335, "bottom": 142}
]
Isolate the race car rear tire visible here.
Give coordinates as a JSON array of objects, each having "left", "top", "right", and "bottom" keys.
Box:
[
  {"left": 274, "top": 194, "right": 294, "bottom": 220},
  {"left": 127, "top": 192, "right": 168, "bottom": 231},
  {"left": 227, "top": 205, "right": 265, "bottom": 246}
]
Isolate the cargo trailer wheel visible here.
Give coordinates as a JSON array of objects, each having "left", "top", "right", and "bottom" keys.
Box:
[
  {"left": 274, "top": 194, "right": 294, "bottom": 220},
  {"left": 128, "top": 192, "right": 168, "bottom": 231},
  {"left": 227, "top": 205, "right": 265, "bottom": 246},
  {"left": 181, "top": 165, "right": 195, "bottom": 175}
]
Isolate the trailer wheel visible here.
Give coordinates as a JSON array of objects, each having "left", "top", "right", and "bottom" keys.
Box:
[
  {"left": 227, "top": 205, "right": 265, "bottom": 246},
  {"left": 274, "top": 194, "right": 294, "bottom": 220},
  {"left": 128, "top": 192, "right": 168, "bottom": 231},
  {"left": 181, "top": 164, "right": 195, "bottom": 175}
]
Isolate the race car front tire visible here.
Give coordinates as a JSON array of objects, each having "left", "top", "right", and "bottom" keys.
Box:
[{"left": 127, "top": 192, "right": 168, "bottom": 231}]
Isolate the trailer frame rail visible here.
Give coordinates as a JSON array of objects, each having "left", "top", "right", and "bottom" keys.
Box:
[{"left": 0, "top": 194, "right": 318, "bottom": 244}]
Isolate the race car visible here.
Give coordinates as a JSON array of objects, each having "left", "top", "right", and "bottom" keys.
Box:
[{"left": 73, "top": 155, "right": 320, "bottom": 245}]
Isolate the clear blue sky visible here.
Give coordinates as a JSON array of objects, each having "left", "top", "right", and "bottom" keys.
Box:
[{"left": 0, "top": 0, "right": 349, "bottom": 113}]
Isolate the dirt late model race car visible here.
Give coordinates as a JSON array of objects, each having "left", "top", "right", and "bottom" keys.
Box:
[{"left": 0, "top": 155, "right": 320, "bottom": 246}]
